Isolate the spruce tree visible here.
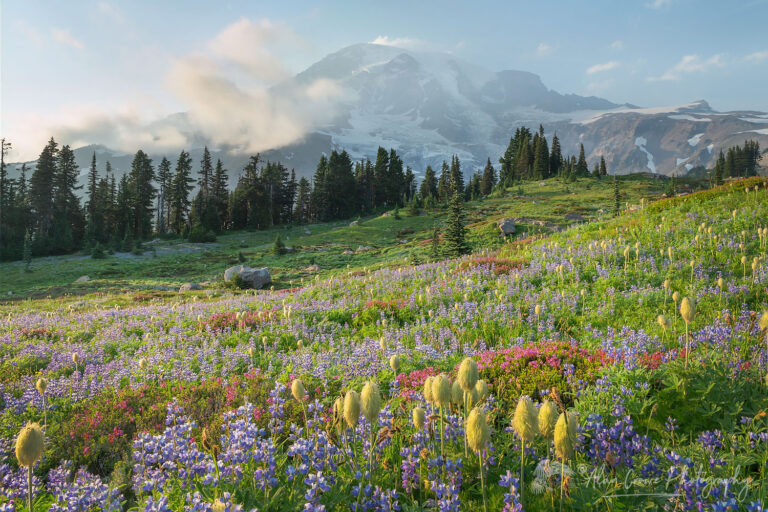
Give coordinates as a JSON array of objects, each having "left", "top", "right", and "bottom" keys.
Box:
[
  {"left": 294, "top": 177, "right": 311, "bottom": 224},
  {"left": 449, "top": 155, "right": 464, "bottom": 196},
  {"left": 443, "top": 190, "right": 469, "bottom": 257},
  {"left": 577, "top": 144, "right": 589, "bottom": 176},
  {"left": 480, "top": 158, "right": 497, "bottom": 196},
  {"left": 549, "top": 133, "right": 562, "bottom": 177},
  {"left": 599, "top": 156, "right": 608, "bottom": 177},
  {"left": 170, "top": 150, "right": 194, "bottom": 234},
  {"left": 29, "top": 137, "right": 58, "bottom": 237},
  {"left": 211, "top": 159, "right": 229, "bottom": 227},
  {"left": 420, "top": 165, "right": 438, "bottom": 200},
  {"left": 156, "top": 157, "right": 172, "bottom": 233},
  {"left": 127, "top": 150, "right": 155, "bottom": 240}
]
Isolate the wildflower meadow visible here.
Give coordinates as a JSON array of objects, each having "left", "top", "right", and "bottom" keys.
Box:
[{"left": 2, "top": 177, "right": 768, "bottom": 511}]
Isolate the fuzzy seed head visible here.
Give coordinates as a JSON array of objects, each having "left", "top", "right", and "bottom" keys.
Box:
[
  {"left": 538, "top": 400, "right": 558, "bottom": 439},
  {"left": 554, "top": 412, "right": 578, "bottom": 461},
  {"left": 657, "top": 315, "right": 670, "bottom": 329},
  {"left": 343, "top": 390, "right": 360, "bottom": 428},
  {"left": 466, "top": 407, "right": 490, "bottom": 453},
  {"left": 412, "top": 407, "right": 426, "bottom": 430},
  {"left": 423, "top": 376, "right": 435, "bottom": 404},
  {"left": 680, "top": 297, "right": 695, "bottom": 324},
  {"left": 72, "top": 353, "right": 80, "bottom": 365},
  {"left": 360, "top": 381, "right": 382, "bottom": 423},
  {"left": 291, "top": 379, "right": 306, "bottom": 402},
  {"left": 35, "top": 378, "right": 47, "bottom": 395},
  {"left": 534, "top": 304, "right": 542, "bottom": 316},
  {"left": 672, "top": 291, "right": 679, "bottom": 303},
  {"left": 389, "top": 354, "right": 401, "bottom": 373},
  {"left": 759, "top": 312, "right": 768, "bottom": 332},
  {"left": 457, "top": 358, "right": 479, "bottom": 393},
  {"left": 717, "top": 277, "right": 724, "bottom": 289},
  {"left": 431, "top": 374, "right": 452, "bottom": 408},
  {"left": 512, "top": 396, "right": 538, "bottom": 443},
  {"left": 451, "top": 380, "right": 463, "bottom": 406},
  {"left": 138, "top": 358, "right": 147, "bottom": 371},
  {"left": 475, "top": 379, "right": 489, "bottom": 401},
  {"left": 15, "top": 422, "right": 44, "bottom": 467}
]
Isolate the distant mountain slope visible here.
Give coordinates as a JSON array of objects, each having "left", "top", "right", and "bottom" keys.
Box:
[{"left": 9, "top": 44, "right": 768, "bottom": 184}]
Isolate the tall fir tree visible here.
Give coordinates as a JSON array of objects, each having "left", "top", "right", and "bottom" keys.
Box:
[
  {"left": 156, "top": 157, "right": 172, "bottom": 234},
  {"left": 443, "top": 190, "right": 469, "bottom": 257},
  {"left": 599, "top": 156, "right": 608, "bottom": 177},
  {"left": 549, "top": 133, "right": 562, "bottom": 177},
  {"left": 420, "top": 165, "right": 438, "bottom": 200},
  {"left": 128, "top": 150, "right": 156, "bottom": 240},
  {"left": 480, "top": 158, "right": 497, "bottom": 196},
  {"left": 170, "top": 150, "right": 194, "bottom": 234},
  {"left": 29, "top": 137, "right": 59, "bottom": 237}
]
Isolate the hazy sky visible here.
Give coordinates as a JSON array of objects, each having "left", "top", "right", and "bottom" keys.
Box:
[{"left": 3, "top": 0, "right": 767, "bottom": 159}]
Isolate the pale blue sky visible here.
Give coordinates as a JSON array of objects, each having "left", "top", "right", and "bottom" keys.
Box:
[{"left": 2, "top": 0, "right": 767, "bottom": 158}]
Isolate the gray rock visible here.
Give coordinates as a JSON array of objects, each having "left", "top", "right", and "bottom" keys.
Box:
[
  {"left": 74, "top": 275, "right": 90, "bottom": 283},
  {"left": 564, "top": 213, "right": 584, "bottom": 222},
  {"left": 356, "top": 245, "right": 373, "bottom": 253},
  {"left": 305, "top": 264, "right": 320, "bottom": 272},
  {"left": 380, "top": 212, "right": 393, "bottom": 218},
  {"left": 497, "top": 218, "right": 516, "bottom": 236},
  {"left": 224, "top": 265, "right": 272, "bottom": 289},
  {"left": 342, "top": 249, "right": 354, "bottom": 255},
  {"left": 304, "top": 228, "right": 312, "bottom": 235},
  {"left": 349, "top": 220, "right": 359, "bottom": 226},
  {"left": 179, "top": 283, "right": 202, "bottom": 292}
]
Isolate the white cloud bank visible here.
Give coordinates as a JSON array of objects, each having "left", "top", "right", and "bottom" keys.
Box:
[
  {"left": 647, "top": 54, "right": 725, "bottom": 81},
  {"left": 587, "top": 61, "right": 619, "bottom": 74},
  {"left": 9, "top": 18, "right": 345, "bottom": 160}
]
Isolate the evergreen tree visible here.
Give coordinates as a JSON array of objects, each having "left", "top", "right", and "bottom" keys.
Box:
[
  {"left": 86, "top": 153, "right": 98, "bottom": 222},
  {"left": 127, "top": 150, "right": 156, "bottom": 239},
  {"left": 420, "top": 165, "right": 438, "bottom": 200},
  {"left": 156, "top": 157, "right": 172, "bottom": 234},
  {"left": 443, "top": 190, "right": 469, "bottom": 257},
  {"left": 599, "top": 156, "right": 608, "bottom": 177},
  {"left": 170, "top": 150, "right": 194, "bottom": 234},
  {"left": 437, "top": 161, "right": 451, "bottom": 202},
  {"left": 480, "top": 158, "right": 497, "bottom": 196},
  {"left": 52, "top": 144, "right": 85, "bottom": 251},
  {"left": 29, "top": 137, "right": 58, "bottom": 237},
  {"left": 271, "top": 233, "right": 286, "bottom": 256},
  {"left": 449, "top": 155, "right": 464, "bottom": 196},
  {"left": 576, "top": 144, "right": 589, "bottom": 176},
  {"left": 211, "top": 159, "right": 229, "bottom": 228},
  {"left": 592, "top": 162, "right": 601, "bottom": 179},
  {"left": 372, "top": 147, "right": 389, "bottom": 207},
  {"left": 199, "top": 146, "right": 213, "bottom": 200},
  {"left": 532, "top": 129, "right": 549, "bottom": 179},
  {"left": 293, "top": 177, "right": 311, "bottom": 224},
  {"left": 549, "top": 133, "right": 562, "bottom": 177}
]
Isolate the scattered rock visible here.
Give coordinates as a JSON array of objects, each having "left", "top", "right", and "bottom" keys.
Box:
[
  {"left": 497, "top": 218, "right": 516, "bottom": 236},
  {"left": 74, "top": 275, "right": 90, "bottom": 283},
  {"left": 356, "top": 245, "right": 373, "bottom": 253},
  {"left": 179, "top": 283, "right": 202, "bottom": 292},
  {"left": 342, "top": 249, "right": 354, "bottom": 255},
  {"left": 349, "top": 220, "right": 359, "bottom": 226},
  {"left": 304, "top": 228, "right": 312, "bottom": 235},
  {"left": 381, "top": 212, "right": 393, "bottom": 218},
  {"left": 224, "top": 265, "right": 271, "bottom": 289},
  {"left": 305, "top": 264, "right": 320, "bottom": 272},
  {"left": 564, "top": 213, "right": 584, "bottom": 222}
]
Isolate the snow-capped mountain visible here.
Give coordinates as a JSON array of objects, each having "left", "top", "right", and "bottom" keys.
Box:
[{"left": 8, "top": 43, "right": 768, "bottom": 182}]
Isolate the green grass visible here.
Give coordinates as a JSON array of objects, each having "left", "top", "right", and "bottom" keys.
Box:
[{"left": 0, "top": 175, "right": 671, "bottom": 299}]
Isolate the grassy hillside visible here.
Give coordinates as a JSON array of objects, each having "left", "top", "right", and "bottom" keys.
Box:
[
  {"left": 1, "top": 176, "right": 767, "bottom": 511},
  {"left": 0, "top": 175, "right": 667, "bottom": 298}
]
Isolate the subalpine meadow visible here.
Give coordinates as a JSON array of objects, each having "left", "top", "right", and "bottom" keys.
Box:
[{"left": 1, "top": 175, "right": 768, "bottom": 511}]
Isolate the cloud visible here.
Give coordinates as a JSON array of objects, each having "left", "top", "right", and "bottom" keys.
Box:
[
  {"left": 51, "top": 28, "right": 84, "bottom": 50},
  {"left": 6, "top": 18, "right": 347, "bottom": 160},
  {"left": 646, "top": 0, "right": 673, "bottom": 8},
  {"left": 97, "top": 1, "right": 126, "bottom": 24},
  {"left": 369, "top": 35, "right": 422, "bottom": 49},
  {"left": 610, "top": 40, "right": 623, "bottom": 50},
  {"left": 208, "top": 18, "right": 297, "bottom": 82},
  {"left": 586, "top": 78, "right": 616, "bottom": 94},
  {"left": 745, "top": 49, "right": 768, "bottom": 62},
  {"left": 647, "top": 54, "right": 725, "bottom": 81},
  {"left": 535, "top": 43, "right": 554, "bottom": 57},
  {"left": 587, "top": 61, "right": 620, "bottom": 74}
]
